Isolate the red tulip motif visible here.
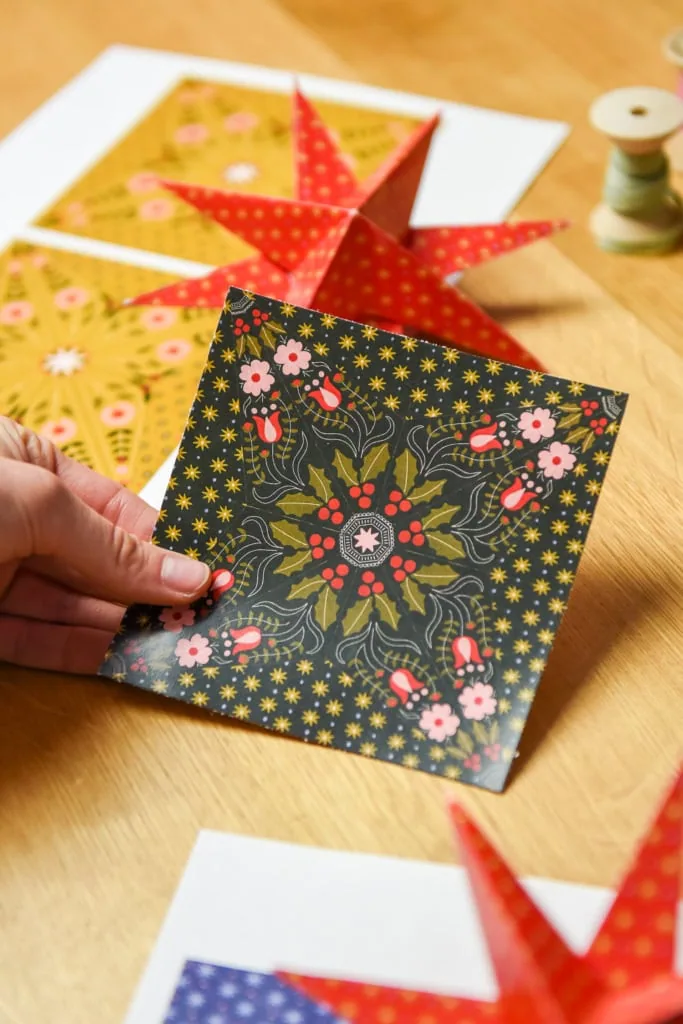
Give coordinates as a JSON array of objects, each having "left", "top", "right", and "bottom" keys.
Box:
[
  {"left": 500, "top": 477, "right": 536, "bottom": 512},
  {"left": 309, "top": 375, "right": 342, "bottom": 411},
  {"left": 469, "top": 423, "right": 502, "bottom": 452},
  {"left": 230, "top": 625, "right": 262, "bottom": 655},
  {"left": 253, "top": 410, "right": 282, "bottom": 444},
  {"left": 389, "top": 668, "right": 430, "bottom": 710}
]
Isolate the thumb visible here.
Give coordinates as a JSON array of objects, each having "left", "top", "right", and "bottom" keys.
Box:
[{"left": 11, "top": 461, "right": 210, "bottom": 606}]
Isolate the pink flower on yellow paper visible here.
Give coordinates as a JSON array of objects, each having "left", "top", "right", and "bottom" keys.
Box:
[
  {"left": 40, "top": 417, "right": 77, "bottom": 446},
  {"left": 419, "top": 703, "right": 460, "bottom": 742},
  {"left": 139, "top": 198, "right": 175, "bottom": 221},
  {"left": 223, "top": 111, "right": 260, "bottom": 133},
  {"left": 174, "top": 123, "right": 209, "bottom": 145},
  {"left": 54, "top": 286, "right": 90, "bottom": 311},
  {"left": 159, "top": 606, "right": 196, "bottom": 633},
  {"left": 100, "top": 401, "right": 136, "bottom": 428},
  {"left": 156, "top": 338, "right": 192, "bottom": 363},
  {"left": 517, "top": 407, "right": 556, "bottom": 443},
  {"left": 458, "top": 682, "right": 497, "bottom": 721},
  {"left": 240, "top": 358, "right": 274, "bottom": 396},
  {"left": 0, "top": 300, "right": 33, "bottom": 324},
  {"left": 177, "top": 83, "right": 216, "bottom": 104},
  {"left": 127, "top": 171, "right": 159, "bottom": 194},
  {"left": 65, "top": 201, "right": 88, "bottom": 227},
  {"left": 141, "top": 308, "right": 177, "bottom": 331},
  {"left": 31, "top": 253, "right": 49, "bottom": 268},
  {"left": 175, "top": 633, "right": 212, "bottom": 668},
  {"left": 537, "top": 441, "right": 576, "bottom": 479},
  {"left": 7, "top": 259, "right": 23, "bottom": 275},
  {"left": 274, "top": 338, "right": 311, "bottom": 376}
]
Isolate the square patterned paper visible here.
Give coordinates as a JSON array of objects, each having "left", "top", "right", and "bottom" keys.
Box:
[{"left": 101, "top": 289, "right": 627, "bottom": 792}]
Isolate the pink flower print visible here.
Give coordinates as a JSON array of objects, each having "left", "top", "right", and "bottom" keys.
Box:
[
  {"left": 40, "top": 417, "right": 77, "bottom": 446},
  {"left": 175, "top": 633, "right": 212, "bottom": 668},
  {"left": 0, "top": 300, "right": 33, "bottom": 325},
  {"left": 31, "top": 253, "right": 49, "bottom": 268},
  {"left": 65, "top": 201, "right": 88, "bottom": 227},
  {"left": 419, "top": 703, "right": 460, "bottom": 742},
  {"left": 174, "top": 123, "right": 209, "bottom": 145},
  {"left": 537, "top": 441, "right": 576, "bottom": 479},
  {"left": 127, "top": 171, "right": 159, "bottom": 194},
  {"left": 141, "top": 308, "right": 177, "bottom": 331},
  {"left": 7, "top": 258, "right": 23, "bottom": 275},
  {"left": 159, "top": 606, "right": 196, "bottom": 633},
  {"left": 100, "top": 401, "right": 136, "bottom": 428},
  {"left": 54, "top": 286, "right": 90, "bottom": 311},
  {"left": 458, "top": 682, "right": 497, "bottom": 721},
  {"left": 139, "top": 198, "right": 175, "bottom": 221},
  {"left": 274, "top": 338, "right": 311, "bottom": 376},
  {"left": 518, "top": 407, "right": 556, "bottom": 444},
  {"left": 156, "top": 338, "right": 192, "bottom": 363},
  {"left": 240, "top": 358, "right": 274, "bottom": 396},
  {"left": 177, "top": 83, "right": 216, "bottom": 104},
  {"left": 223, "top": 111, "right": 260, "bottom": 133}
]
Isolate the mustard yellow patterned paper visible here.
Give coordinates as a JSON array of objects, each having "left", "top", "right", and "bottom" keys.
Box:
[
  {"left": 0, "top": 242, "right": 218, "bottom": 491},
  {"left": 36, "top": 79, "right": 421, "bottom": 265}
]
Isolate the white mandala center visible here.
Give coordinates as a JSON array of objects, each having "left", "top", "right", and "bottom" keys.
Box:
[{"left": 42, "top": 347, "right": 86, "bottom": 376}]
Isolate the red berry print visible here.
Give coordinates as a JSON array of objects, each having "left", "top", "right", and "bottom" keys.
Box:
[
  {"left": 336, "top": 564, "right": 350, "bottom": 577},
  {"left": 330, "top": 577, "right": 344, "bottom": 590},
  {"left": 331, "top": 511, "right": 344, "bottom": 524},
  {"left": 328, "top": 498, "right": 341, "bottom": 510},
  {"left": 322, "top": 536, "right": 336, "bottom": 550},
  {"left": 312, "top": 546, "right": 324, "bottom": 559},
  {"left": 309, "top": 533, "right": 322, "bottom": 547},
  {"left": 409, "top": 521, "right": 422, "bottom": 533},
  {"left": 371, "top": 581, "right": 384, "bottom": 595},
  {"left": 349, "top": 485, "right": 361, "bottom": 498},
  {"left": 404, "top": 559, "right": 416, "bottom": 573},
  {"left": 389, "top": 489, "right": 402, "bottom": 502},
  {"left": 318, "top": 507, "right": 330, "bottom": 520},
  {"left": 390, "top": 554, "right": 403, "bottom": 569},
  {"left": 384, "top": 503, "right": 397, "bottom": 516},
  {"left": 322, "top": 567, "right": 335, "bottom": 580},
  {"left": 399, "top": 499, "right": 412, "bottom": 512},
  {"left": 394, "top": 569, "right": 406, "bottom": 582},
  {"left": 358, "top": 496, "right": 372, "bottom": 509},
  {"left": 398, "top": 529, "right": 411, "bottom": 543},
  {"left": 358, "top": 584, "right": 371, "bottom": 598},
  {"left": 361, "top": 482, "right": 375, "bottom": 495},
  {"left": 412, "top": 533, "right": 425, "bottom": 547},
  {"left": 361, "top": 570, "right": 375, "bottom": 583}
]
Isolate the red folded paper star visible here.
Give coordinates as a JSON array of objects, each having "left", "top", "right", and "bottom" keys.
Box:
[
  {"left": 131, "top": 90, "right": 568, "bottom": 370},
  {"left": 282, "top": 767, "right": 683, "bottom": 1023}
]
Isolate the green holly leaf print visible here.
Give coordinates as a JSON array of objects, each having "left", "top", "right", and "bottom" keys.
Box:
[
  {"left": 411, "top": 564, "right": 459, "bottom": 586},
  {"left": 333, "top": 450, "right": 358, "bottom": 486},
  {"left": 425, "top": 531, "right": 466, "bottom": 561},
  {"left": 288, "top": 576, "right": 326, "bottom": 601},
  {"left": 259, "top": 324, "right": 278, "bottom": 349},
  {"left": 394, "top": 449, "right": 417, "bottom": 495},
  {"left": 270, "top": 520, "right": 309, "bottom": 549},
  {"left": 375, "top": 591, "right": 399, "bottom": 629},
  {"left": 314, "top": 586, "right": 339, "bottom": 630},
  {"left": 245, "top": 334, "right": 261, "bottom": 357},
  {"left": 402, "top": 577, "right": 426, "bottom": 614},
  {"left": 275, "top": 549, "right": 313, "bottom": 576},
  {"left": 342, "top": 599, "right": 373, "bottom": 637},
  {"left": 360, "top": 442, "right": 390, "bottom": 483},
  {"left": 408, "top": 478, "right": 446, "bottom": 505},
  {"left": 277, "top": 493, "right": 321, "bottom": 516},
  {"left": 472, "top": 721, "right": 489, "bottom": 745},
  {"left": 308, "top": 465, "right": 332, "bottom": 503},
  {"left": 421, "top": 502, "right": 460, "bottom": 530}
]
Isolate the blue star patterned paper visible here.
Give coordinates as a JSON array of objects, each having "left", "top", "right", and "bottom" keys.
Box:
[{"left": 164, "top": 961, "right": 346, "bottom": 1024}]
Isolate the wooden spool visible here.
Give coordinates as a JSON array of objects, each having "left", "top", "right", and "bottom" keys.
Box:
[
  {"left": 662, "top": 28, "right": 683, "bottom": 171},
  {"left": 589, "top": 86, "right": 683, "bottom": 254}
]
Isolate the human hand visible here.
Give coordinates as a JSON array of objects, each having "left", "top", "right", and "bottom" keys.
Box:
[{"left": 0, "top": 417, "right": 209, "bottom": 674}]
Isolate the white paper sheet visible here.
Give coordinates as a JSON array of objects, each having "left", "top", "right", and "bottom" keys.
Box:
[{"left": 125, "top": 829, "right": 621, "bottom": 1024}]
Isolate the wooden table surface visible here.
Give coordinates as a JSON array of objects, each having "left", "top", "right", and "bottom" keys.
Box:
[{"left": 1, "top": 1, "right": 682, "bottom": 1021}]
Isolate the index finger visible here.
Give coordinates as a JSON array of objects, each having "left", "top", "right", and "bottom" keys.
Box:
[{"left": 54, "top": 449, "right": 161, "bottom": 539}]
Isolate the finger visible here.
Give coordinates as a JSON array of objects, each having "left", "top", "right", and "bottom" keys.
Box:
[
  {"left": 0, "top": 570, "right": 124, "bottom": 631},
  {"left": 53, "top": 449, "right": 159, "bottom": 539},
  {"left": 0, "top": 615, "right": 113, "bottom": 674},
  {"left": 0, "top": 416, "right": 159, "bottom": 539},
  {"left": 4, "top": 460, "right": 209, "bottom": 606}
]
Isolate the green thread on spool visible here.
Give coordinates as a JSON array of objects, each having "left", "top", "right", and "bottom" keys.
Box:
[
  {"left": 589, "top": 86, "right": 683, "bottom": 255},
  {"left": 598, "top": 148, "right": 683, "bottom": 253}
]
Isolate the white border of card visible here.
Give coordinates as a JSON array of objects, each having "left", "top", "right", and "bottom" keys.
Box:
[
  {"left": 0, "top": 45, "right": 568, "bottom": 495},
  {"left": 125, "top": 829, "right": 627, "bottom": 1024}
]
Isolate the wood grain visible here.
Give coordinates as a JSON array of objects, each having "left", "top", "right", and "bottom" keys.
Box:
[{"left": 0, "top": 2, "right": 682, "bottom": 1021}]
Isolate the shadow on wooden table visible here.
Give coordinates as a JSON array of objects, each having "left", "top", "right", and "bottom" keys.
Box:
[{"left": 510, "top": 551, "right": 677, "bottom": 786}]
